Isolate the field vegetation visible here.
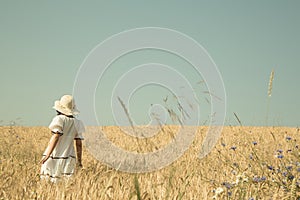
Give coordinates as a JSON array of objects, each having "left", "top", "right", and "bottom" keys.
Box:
[{"left": 1, "top": 125, "right": 300, "bottom": 199}]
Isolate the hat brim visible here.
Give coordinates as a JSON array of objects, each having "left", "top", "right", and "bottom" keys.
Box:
[{"left": 53, "top": 101, "right": 80, "bottom": 116}]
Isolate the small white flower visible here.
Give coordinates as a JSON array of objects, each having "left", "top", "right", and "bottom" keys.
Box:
[
  {"left": 235, "top": 172, "right": 249, "bottom": 185},
  {"left": 212, "top": 187, "right": 224, "bottom": 199},
  {"left": 215, "top": 187, "right": 224, "bottom": 195}
]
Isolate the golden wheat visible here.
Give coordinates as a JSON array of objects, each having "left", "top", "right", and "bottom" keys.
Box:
[{"left": 0, "top": 126, "right": 300, "bottom": 199}]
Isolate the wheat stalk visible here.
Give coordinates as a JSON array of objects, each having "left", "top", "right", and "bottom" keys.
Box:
[
  {"left": 290, "top": 177, "right": 297, "bottom": 199},
  {"left": 233, "top": 112, "right": 242, "bottom": 126},
  {"left": 266, "top": 69, "right": 275, "bottom": 125},
  {"left": 134, "top": 175, "right": 142, "bottom": 200},
  {"left": 268, "top": 69, "right": 274, "bottom": 97},
  {"left": 117, "top": 96, "right": 135, "bottom": 130}
]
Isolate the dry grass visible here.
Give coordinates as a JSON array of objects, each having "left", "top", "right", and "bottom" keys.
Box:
[{"left": 1, "top": 125, "right": 300, "bottom": 199}]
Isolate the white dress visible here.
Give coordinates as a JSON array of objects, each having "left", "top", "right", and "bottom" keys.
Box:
[{"left": 40, "top": 115, "right": 85, "bottom": 182}]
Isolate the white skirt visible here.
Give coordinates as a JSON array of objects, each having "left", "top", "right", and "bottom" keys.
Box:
[{"left": 40, "top": 156, "right": 76, "bottom": 183}]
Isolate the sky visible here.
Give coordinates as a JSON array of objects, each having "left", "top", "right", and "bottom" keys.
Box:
[{"left": 0, "top": 1, "right": 299, "bottom": 127}]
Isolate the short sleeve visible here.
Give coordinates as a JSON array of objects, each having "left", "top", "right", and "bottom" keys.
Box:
[
  {"left": 48, "top": 115, "right": 64, "bottom": 134},
  {"left": 74, "top": 120, "right": 85, "bottom": 140}
]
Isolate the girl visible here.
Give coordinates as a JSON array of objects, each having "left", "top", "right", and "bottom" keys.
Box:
[{"left": 40, "top": 95, "right": 85, "bottom": 182}]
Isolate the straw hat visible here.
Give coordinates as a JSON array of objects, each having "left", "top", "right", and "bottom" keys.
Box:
[{"left": 53, "top": 95, "right": 79, "bottom": 116}]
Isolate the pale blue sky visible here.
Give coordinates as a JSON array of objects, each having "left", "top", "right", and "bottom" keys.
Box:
[{"left": 0, "top": 1, "right": 299, "bottom": 126}]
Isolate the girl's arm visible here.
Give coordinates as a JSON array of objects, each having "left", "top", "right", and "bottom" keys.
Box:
[
  {"left": 40, "top": 133, "right": 60, "bottom": 164},
  {"left": 75, "top": 139, "right": 83, "bottom": 167}
]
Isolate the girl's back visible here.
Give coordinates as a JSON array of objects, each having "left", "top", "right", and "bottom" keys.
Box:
[
  {"left": 47, "top": 115, "right": 84, "bottom": 159},
  {"left": 40, "top": 95, "right": 84, "bottom": 183}
]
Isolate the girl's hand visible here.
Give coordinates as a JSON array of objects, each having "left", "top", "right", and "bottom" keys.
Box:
[
  {"left": 40, "top": 134, "right": 60, "bottom": 165},
  {"left": 39, "top": 155, "right": 50, "bottom": 165}
]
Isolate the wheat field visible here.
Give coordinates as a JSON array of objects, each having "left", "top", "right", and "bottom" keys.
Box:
[{"left": 1, "top": 125, "right": 300, "bottom": 199}]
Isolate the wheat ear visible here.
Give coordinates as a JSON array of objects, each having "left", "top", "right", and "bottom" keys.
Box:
[{"left": 268, "top": 69, "right": 274, "bottom": 97}]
